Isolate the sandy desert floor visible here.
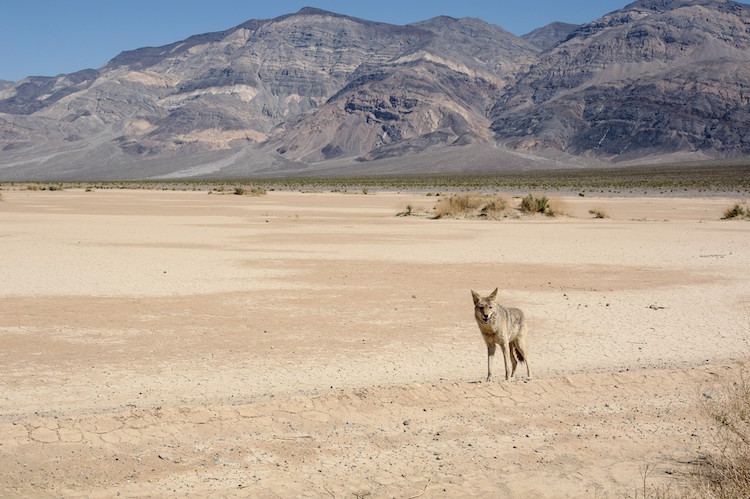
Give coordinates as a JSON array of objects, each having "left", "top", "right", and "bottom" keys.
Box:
[{"left": 0, "top": 188, "right": 749, "bottom": 497}]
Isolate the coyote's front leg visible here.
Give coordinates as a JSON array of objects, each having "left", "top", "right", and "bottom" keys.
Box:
[{"left": 486, "top": 342, "right": 496, "bottom": 381}]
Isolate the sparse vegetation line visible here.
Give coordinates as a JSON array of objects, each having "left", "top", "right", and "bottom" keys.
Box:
[{"left": 1, "top": 163, "right": 748, "bottom": 195}]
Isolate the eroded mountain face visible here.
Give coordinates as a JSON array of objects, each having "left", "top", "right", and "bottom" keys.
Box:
[
  {"left": 1, "top": 2, "right": 749, "bottom": 180},
  {"left": 490, "top": 0, "right": 750, "bottom": 159}
]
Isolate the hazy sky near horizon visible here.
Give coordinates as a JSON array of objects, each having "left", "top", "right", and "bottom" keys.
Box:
[{"left": 1, "top": 0, "right": 628, "bottom": 82}]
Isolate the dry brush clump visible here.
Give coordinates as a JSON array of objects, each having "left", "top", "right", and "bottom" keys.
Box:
[
  {"left": 623, "top": 368, "right": 750, "bottom": 499},
  {"left": 432, "top": 193, "right": 512, "bottom": 219},
  {"left": 519, "top": 193, "right": 547, "bottom": 214},
  {"left": 692, "top": 367, "right": 750, "bottom": 498},
  {"left": 519, "top": 193, "right": 567, "bottom": 217},
  {"left": 427, "top": 192, "right": 571, "bottom": 220},
  {"left": 722, "top": 201, "right": 750, "bottom": 220}
]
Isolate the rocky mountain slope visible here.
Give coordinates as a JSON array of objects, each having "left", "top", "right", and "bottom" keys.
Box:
[
  {"left": 265, "top": 15, "right": 537, "bottom": 164},
  {"left": 0, "top": 1, "right": 749, "bottom": 180},
  {"left": 491, "top": 0, "right": 750, "bottom": 161}
]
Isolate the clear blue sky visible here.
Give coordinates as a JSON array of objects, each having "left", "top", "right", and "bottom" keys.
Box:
[{"left": 0, "top": 0, "right": 628, "bottom": 82}]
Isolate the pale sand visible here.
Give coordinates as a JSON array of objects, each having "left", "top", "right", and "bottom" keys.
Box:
[{"left": 0, "top": 189, "right": 748, "bottom": 497}]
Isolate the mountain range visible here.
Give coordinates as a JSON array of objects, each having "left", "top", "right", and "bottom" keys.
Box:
[{"left": 1, "top": 0, "right": 749, "bottom": 180}]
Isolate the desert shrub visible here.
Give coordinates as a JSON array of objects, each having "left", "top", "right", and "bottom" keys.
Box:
[
  {"left": 480, "top": 197, "right": 510, "bottom": 217},
  {"left": 589, "top": 208, "right": 609, "bottom": 219},
  {"left": 433, "top": 193, "right": 511, "bottom": 220},
  {"left": 519, "top": 194, "right": 536, "bottom": 213},
  {"left": 693, "top": 367, "right": 750, "bottom": 498},
  {"left": 536, "top": 196, "right": 549, "bottom": 213},
  {"left": 722, "top": 202, "right": 749, "bottom": 220},
  {"left": 545, "top": 197, "right": 568, "bottom": 217},
  {"left": 434, "top": 193, "right": 485, "bottom": 218},
  {"left": 520, "top": 193, "right": 549, "bottom": 215}
]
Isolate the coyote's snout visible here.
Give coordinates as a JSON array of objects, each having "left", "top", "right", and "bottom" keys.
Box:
[{"left": 471, "top": 288, "right": 532, "bottom": 382}]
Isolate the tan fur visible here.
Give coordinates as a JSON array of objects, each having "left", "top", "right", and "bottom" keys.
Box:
[{"left": 471, "top": 288, "right": 532, "bottom": 382}]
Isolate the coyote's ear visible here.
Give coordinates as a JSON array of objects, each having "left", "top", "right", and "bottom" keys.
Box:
[
  {"left": 489, "top": 288, "right": 499, "bottom": 300},
  {"left": 471, "top": 290, "right": 480, "bottom": 305}
]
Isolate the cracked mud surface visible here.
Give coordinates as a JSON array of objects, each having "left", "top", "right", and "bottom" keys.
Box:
[{"left": 1, "top": 189, "right": 748, "bottom": 497}]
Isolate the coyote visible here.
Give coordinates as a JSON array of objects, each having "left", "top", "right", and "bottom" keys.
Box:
[{"left": 471, "top": 288, "right": 531, "bottom": 382}]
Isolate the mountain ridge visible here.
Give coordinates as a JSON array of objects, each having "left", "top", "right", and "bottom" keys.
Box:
[
  {"left": 1, "top": 2, "right": 749, "bottom": 180},
  {"left": 490, "top": 0, "right": 750, "bottom": 159}
]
